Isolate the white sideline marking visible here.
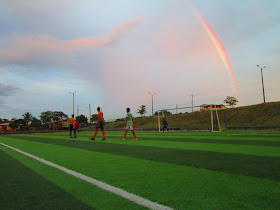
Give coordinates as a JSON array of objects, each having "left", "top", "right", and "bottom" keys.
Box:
[{"left": 0, "top": 142, "right": 172, "bottom": 210}]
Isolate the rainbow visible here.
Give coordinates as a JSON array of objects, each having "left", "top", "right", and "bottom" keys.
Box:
[{"left": 188, "top": 2, "right": 239, "bottom": 94}]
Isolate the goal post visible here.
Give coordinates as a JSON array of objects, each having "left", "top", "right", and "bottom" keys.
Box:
[
  {"left": 158, "top": 111, "right": 165, "bottom": 132},
  {"left": 157, "top": 104, "right": 222, "bottom": 132}
]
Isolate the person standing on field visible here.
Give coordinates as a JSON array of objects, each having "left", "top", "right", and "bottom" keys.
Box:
[
  {"left": 120, "top": 108, "right": 137, "bottom": 140},
  {"left": 75, "top": 120, "right": 80, "bottom": 134},
  {"left": 90, "top": 107, "right": 105, "bottom": 140},
  {"left": 64, "top": 114, "right": 76, "bottom": 138},
  {"left": 162, "top": 117, "right": 169, "bottom": 133}
]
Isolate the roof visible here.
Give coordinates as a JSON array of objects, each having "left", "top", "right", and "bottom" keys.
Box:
[
  {"left": 200, "top": 104, "right": 225, "bottom": 107},
  {"left": 0, "top": 123, "right": 10, "bottom": 126}
]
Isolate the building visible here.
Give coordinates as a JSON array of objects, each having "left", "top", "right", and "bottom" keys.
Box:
[
  {"left": 0, "top": 123, "right": 12, "bottom": 131},
  {"left": 200, "top": 104, "right": 226, "bottom": 111}
]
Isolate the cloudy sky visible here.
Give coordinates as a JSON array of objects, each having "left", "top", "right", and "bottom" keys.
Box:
[{"left": 1, "top": 0, "right": 280, "bottom": 120}]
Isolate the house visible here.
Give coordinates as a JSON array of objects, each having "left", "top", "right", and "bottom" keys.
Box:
[
  {"left": 200, "top": 104, "right": 226, "bottom": 111},
  {"left": 0, "top": 123, "right": 12, "bottom": 131}
]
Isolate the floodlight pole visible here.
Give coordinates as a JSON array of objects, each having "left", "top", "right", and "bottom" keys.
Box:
[
  {"left": 148, "top": 92, "right": 156, "bottom": 129},
  {"left": 257, "top": 65, "right": 266, "bottom": 103},
  {"left": 86, "top": 104, "right": 91, "bottom": 124},
  {"left": 148, "top": 92, "right": 156, "bottom": 116},
  {"left": 192, "top": 95, "right": 194, "bottom": 113},
  {"left": 69, "top": 91, "right": 76, "bottom": 116}
]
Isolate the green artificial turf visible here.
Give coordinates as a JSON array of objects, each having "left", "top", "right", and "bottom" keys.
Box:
[{"left": 1, "top": 131, "right": 280, "bottom": 209}]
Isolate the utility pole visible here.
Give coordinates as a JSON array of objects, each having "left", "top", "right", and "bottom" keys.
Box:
[
  {"left": 69, "top": 91, "right": 76, "bottom": 116},
  {"left": 87, "top": 104, "right": 91, "bottom": 123},
  {"left": 148, "top": 92, "right": 156, "bottom": 116},
  {"left": 257, "top": 65, "right": 266, "bottom": 103},
  {"left": 191, "top": 94, "right": 194, "bottom": 112},
  {"left": 176, "top": 104, "right": 178, "bottom": 114},
  {"left": 148, "top": 91, "right": 156, "bottom": 129}
]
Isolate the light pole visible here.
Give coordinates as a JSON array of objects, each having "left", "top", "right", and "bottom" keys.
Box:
[
  {"left": 187, "top": 94, "right": 194, "bottom": 112},
  {"left": 148, "top": 92, "right": 156, "bottom": 116},
  {"left": 257, "top": 65, "right": 266, "bottom": 103},
  {"left": 148, "top": 92, "right": 156, "bottom": 129},
  {"left": 86, "top": 104, "right": 91, "bottom": 124},
  {"left": 69, "top": 91, "right": 76, "bottom": 116}
]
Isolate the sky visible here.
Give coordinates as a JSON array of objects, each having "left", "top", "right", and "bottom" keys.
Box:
[{"left": 0, "top": 0, "right": 280, "bottom": 120}]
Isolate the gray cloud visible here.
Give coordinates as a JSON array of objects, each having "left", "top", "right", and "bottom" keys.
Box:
[{"left": 0, "top": 83, "right": 19, "bottom": 96}]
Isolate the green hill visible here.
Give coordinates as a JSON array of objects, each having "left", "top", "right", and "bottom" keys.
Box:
[{"left": 104, "top": 102, "right": 280, "bottom": 130}]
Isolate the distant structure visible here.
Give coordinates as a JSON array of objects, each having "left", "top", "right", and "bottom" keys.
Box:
[
  {"left": 200, "top": 104, "right": 226, "bottom": 111},
  {"left": 0, "top": 123, "right": 11, "bottom": 131}
]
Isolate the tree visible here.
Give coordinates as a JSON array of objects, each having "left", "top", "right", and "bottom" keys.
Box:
[
  {"left": 90, "top": 114, "right": 98, "bottom": 123},
  {"left": 22, "top": 112, "right": 33, "bottom": 125},
  {"left": 9, "top": 119, "right": 27, "bottom": 130},
  {"left": 137, "top": 105, "right": 147, "bottom": 117},
  {"left": 224, "top": 96, "right": 238, "bottom": 107},
  {"left": 0, "top": 118, "right": 2, "bottom": 124},
  {"left": 40, "top": 111, "right": 68, "bottom": 124},
  {"left": 76, "top": 115, "right": 88, "bottom": 125},
  {"left": 154, "top": 110, "right": 172, "bottom": 116},
  {"left": 31, "top": 117, "right": 42, "bottom": 128},
  {"left": 52, "top": 111, "right": 68, "bottom": 122},
  {"left": 40, "top": 111, "right": 52, "bottom": 125},
  {"left": 2, "top": 119, "right": 9, "bottom": 123}
]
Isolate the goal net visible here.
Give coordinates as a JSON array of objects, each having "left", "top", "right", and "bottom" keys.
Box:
[{"left": 157, "top": 104, "right": 221, "bottom": 132}]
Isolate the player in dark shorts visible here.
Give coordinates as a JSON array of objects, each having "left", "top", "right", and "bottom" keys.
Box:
[
  {"left": 64, "top": 114, "right": 76, "bottom": 138},
  {"left": 90, "top": 107, "right": 105, "bottom": 140},
  {"left": 162, "top": 117, "right": 169, "bottom": 133}
]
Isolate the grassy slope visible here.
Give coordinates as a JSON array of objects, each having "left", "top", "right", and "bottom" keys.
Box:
[
  {"left": 105, "top": 102, "right": 280, "bottom": 129},
  {"left": 1, "top": 131, "right": 280, "bottom": 209}
]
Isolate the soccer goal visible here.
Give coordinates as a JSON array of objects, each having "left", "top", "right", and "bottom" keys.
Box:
[{"left": 157, "top": 104, "right": 222, "bottom": 132}]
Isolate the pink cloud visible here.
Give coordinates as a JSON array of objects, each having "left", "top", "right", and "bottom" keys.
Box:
[{"left": 0, "top": 15, "right": 145, "bottom": 66}]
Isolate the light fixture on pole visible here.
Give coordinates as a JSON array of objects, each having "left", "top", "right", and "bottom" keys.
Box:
[
  {"left": 257, "top": 65, "right": 266, "bottom": 103},
  {"left": 69, "top": 91, "right": 76, "bottom": 116}
]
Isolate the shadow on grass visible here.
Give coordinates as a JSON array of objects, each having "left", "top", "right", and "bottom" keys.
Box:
[{"left": 0, "top": 150, "right": 92, "bottom": 209}]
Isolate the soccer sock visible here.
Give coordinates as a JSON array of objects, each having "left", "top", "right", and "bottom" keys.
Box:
[
  {"left": 102, "top": 131, "right": 105, "bottom": 139},
  {"left": 93, "top": 130, "right": 98, "bottom": 139},
  {"left": 132, "top": 130, "right": 136, "bottom": 138},
  {"left": 124, "top": 130, "right": 128, "bottom": 137}
]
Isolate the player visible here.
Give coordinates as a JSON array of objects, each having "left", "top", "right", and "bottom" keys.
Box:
[
  {"left": 120, "top": 108, "right": 137, "bottom": 140},
  {"left": 162, "top": 117, "right": 169, "bottom": 133},
  {"left": 64, "top": 114, "right": 76, "bottom": 138},
  {"left": 90, "top": 107, "right": 105, "bottom": 140},
  {"left": 75, "top": 120, "right": 80, "bottom": 134}
]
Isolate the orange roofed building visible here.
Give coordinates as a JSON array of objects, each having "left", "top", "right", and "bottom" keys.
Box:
[
  {"left": 200, "top": 104, "right": 226, "bottom": 111},
  {"left": 0, "top": 123, "right": 12, "bottom": 131}
]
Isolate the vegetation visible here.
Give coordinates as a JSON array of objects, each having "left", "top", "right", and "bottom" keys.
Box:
[
  {"left": 76, "top": 115, "right": 88, "bottom": 126},
  {"left": 22, "top": 112, "right": 33, "bottom": 125},
  {"left": 40, "top": 111, "right": 68, "bottom": 125},
  {"left": 137, "top": 105, "right": 147, "bottom": 117},
  {"left": 105, "top": 102, "right": 280, "bottom": 130},
  {"left": 224, "top": 96, "right": 238, "bottom": 107}
]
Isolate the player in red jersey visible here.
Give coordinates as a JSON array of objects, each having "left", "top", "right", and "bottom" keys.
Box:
[{"left": 75, "top": 120, "right": 80, "bottom": 134}]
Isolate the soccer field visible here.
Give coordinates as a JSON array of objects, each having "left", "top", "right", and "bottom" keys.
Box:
[{"left": 1, "top": 131, "right": 280, "bottom": 209}]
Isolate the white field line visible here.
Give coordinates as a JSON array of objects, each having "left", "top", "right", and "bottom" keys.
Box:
[{"left": 0, "top": 142, "right": 173, "bottom": 210}]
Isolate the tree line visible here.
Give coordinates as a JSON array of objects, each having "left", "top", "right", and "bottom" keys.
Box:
[{"left": 0, "top": 111, "right": 101, "bottom": 131}]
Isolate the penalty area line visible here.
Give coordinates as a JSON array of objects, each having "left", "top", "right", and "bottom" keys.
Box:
[{"left": 0, "top": 142, "right": 172, "bottom": 210}]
